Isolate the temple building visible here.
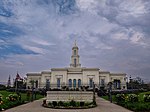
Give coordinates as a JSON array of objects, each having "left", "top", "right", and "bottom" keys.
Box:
[{"left": 26, "top": 41, "right": 127, "bottom": 90}]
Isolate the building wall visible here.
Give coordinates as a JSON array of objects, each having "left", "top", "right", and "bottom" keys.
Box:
[{"left": 26, "top": 71, "right": 127, "bottom": 90}]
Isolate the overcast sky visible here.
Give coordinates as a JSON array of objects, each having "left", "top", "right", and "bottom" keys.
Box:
[{"left": 0, "top": 0, "right": 150, "bottom": 83}]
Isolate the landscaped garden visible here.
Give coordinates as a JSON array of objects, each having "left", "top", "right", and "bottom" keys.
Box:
[
  {"left": 0, "top": 90, "right": 43, "bottom": 111},
  {"left": 43, "top": 100, "right": 96, "bottom": 109},
  {"left": 101, "top": 91, "right": 150, "bottom": 112}
]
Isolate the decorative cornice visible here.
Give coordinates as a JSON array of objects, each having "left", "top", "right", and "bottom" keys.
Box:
[
  {"left": 51, "top": 68, "right": 68, "bottom": 71},
  {"left": 26, "top": 73, "right": 41, "bottom": 76},
  {"left": 41, "top": 71, "right": 51, "bottom": 74},
  {"left": 110, "top": 73, "right": 126, "bottom": 76}
]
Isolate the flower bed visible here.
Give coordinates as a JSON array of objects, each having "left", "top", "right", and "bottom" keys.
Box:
[
  {"left": 43, "top": 100, "right": 97, "bottom": 109},
  {"left": 114, "top": 92, "right": 150, "bottom": 112},
  {"left": 0, "top": 90, "right": 43, "bottom": 110}
]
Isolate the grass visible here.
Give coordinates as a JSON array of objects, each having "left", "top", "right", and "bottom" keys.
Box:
[{"left": 0, "top": 90, "right": 44, "bottom": 110}]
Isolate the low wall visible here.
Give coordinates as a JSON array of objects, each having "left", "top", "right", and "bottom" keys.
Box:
[{"left": 47, "top": 91, "right": 93, "bottom": 102}]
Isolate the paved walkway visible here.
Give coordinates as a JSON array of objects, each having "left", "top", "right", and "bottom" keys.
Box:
[{"left": 4, "top": 97, "right": 132, "bottom": 112}]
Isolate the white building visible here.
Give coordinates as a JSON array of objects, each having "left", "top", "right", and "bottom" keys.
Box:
[{"left": 26, "top": 41, "right": 127, "bottom": 90}]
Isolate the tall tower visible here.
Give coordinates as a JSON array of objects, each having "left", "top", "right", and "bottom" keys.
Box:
[
  {"left": 70, "top": 40, "right": 81, "bottom": 68},
  {"left": 7, "top": 75, "right": 11, "bottom": 87}
]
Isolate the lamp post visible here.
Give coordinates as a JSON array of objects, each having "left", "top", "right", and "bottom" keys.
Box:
[
  {"left": 31, "top": 80, "right": 35, "bottom": 102},
  {"left": 93, "top": 82, "right": 96, "bottom": 104},
  {"left": 108, "top": 82, "right": 112, "bottom": 103}
]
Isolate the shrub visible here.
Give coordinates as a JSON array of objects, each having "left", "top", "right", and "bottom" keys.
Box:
[
  {"left": 128, "top": 94, "right": 138, "bottom": 102},
  {"left": 52, "top": 101, "right": 57, "bottom": 107},
  {"left": 115, "top": 94, "right": 125, "bottom": 103},
  {"left": 8, "top": 94, "right": 18, "bottom": 101},
  {"left": 80, "top": 102, "right": 84, "bottom": 106},
  {"left": 58, "top": 101, "right": 64, "bottom": 106},
  {"left": 76, "top": 102, "right": 80, "bottom": 107},
  {"left": 48, "top": 102, "right": 52, "bottom": 107},
  {"left": 64, "top": 102, "right": 70, "bottom": 107},
  {"left": 143, "top": 94, "right": 150, "bottom": 102},
  {"left": 70, "top": 100, "right": 76, "bottom": 107}
]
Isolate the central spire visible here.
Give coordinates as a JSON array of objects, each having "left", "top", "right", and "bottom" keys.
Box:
[{"left": 70, "top": 40, "right": 81, "bottom": 68}]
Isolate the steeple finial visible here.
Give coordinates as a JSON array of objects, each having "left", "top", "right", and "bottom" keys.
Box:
[{"left": 74, "top": 40, "right": 77, "bottom": 46}]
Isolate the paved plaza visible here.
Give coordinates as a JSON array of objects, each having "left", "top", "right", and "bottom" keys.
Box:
[{"left": 4, "top": 96, "right": 132, "bottom": 112}]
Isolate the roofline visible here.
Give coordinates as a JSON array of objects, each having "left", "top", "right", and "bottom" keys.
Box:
[
  {"left": 26, "top": 73, "right": 41, "bottom": 76},
  {"left": 51, "top": 68, "right": 68, "bottom": 71}
]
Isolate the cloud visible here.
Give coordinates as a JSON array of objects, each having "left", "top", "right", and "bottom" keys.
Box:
[{"left": 0, "top": 0, "right": 150, "bottom": 82}]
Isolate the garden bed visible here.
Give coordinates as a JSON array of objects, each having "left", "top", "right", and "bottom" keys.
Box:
[
  {"left": 101, "top": 91, "right": 150, "bottom": 112},
  {"left": 0, "top": 90, "right": 43, "bottom": 111},
  {"left": 43, "top": 100, "right": 97, "bottom": 109}
]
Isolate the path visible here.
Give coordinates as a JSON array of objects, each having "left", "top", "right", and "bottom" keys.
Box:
[{"left": 4, "top": 96, "right": 132, "bottom": 112}]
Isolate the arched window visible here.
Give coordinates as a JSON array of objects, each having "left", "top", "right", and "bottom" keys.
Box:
[
  {"left": 73, "top": 79, "right": 76, "bottom": 88},
  {"left": 69, "top": 79, "right": 72, "bottom": 88},
  {"left": 89, "top": 78, "right": 93, "bottom": 88},
  {"left": 74, "top": 58, "right": 76, "bottom": 67},
  {"left": 78, "top": 79, "right": 81, "bottom": 88}
]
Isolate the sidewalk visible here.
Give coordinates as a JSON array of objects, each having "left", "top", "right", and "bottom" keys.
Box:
[{"left": 4, "top": 96, "right": 132, "bottom": 112}]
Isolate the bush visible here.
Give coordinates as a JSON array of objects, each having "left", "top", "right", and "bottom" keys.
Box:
[
  {"left": 58, "top": 101, "right": 64, "bottom": 106},
  {"left": 8, "top": 94, "right": 18, "bottom": 101},
  {"left": 63, "top": 102, "right": 70, "bottom": 107},
  {"left": 143, "top": 94, "right": 150, "bottom": 102},
  {"left": 80, "top": 102, "right": 84, "bottom": 106},
  {"left": 48, "top": 102, "right": 52, "bottom": 106},
  {"left": 128, "top": 94, "right": 138, "bottom": 102},
  {"left": 115, "top": 94, "right": 125, "bottom": 103},
  {"left": 52, "top": 101, "right": 57, "bottom": 107},
  {"left": 70, "top": 100, "right": 76, "bottom": 107}
]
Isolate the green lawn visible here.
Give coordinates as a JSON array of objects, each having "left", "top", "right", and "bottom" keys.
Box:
[{"left": 0, "top": 90, "right": 44, "bottom": 110}]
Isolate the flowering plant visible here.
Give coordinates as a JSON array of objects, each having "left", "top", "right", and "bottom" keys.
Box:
[
  {"left": 143, "top": 94, "right": 150, "bottom": 102},
  {"left": 116, "top": 94, "right": 125, "bottom": 103},
  {"left": 128, "top": 94, "right": 138, "bottom": 102},
  {"left": 8, "top": 94, "right": 18, "bottom": 101},
  {"left": 0, "top": 94, "right": 3, "bottom": 105}
]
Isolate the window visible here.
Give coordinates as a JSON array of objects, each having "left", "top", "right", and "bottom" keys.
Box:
[
  {"left": 89, "top": 78, "right": 93, "bottom": 88},
  {"left": 57, "top": 78, "right": 60, "bottom": 88},
  {"left": 101, "top": 79, "right": 105, "bottom": 87},
  {"left": 78, "top": 79, "right": 81, "bottom": 88},
  {"left": 35, "top": 80, "right": 38, "bottom": 88},
  {"left": 73, "top": 79, "right": 76, "bottom": 88},
  {"left": 69, "top": 79, "right": 72, "bottom": 88},
  {"left": 46, "top": 79, "right": 50, "bottom": 90},
  {"left": 74, "top": 58, "right": 76, "bottom": 67},
  {"left": 74, "top": 50, "right": 76, "bottom": 55},
  {"left": 113, "top": 79, "right": 121, "bottom": 89}
]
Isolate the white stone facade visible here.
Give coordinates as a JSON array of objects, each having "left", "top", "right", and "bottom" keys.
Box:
[{"left": 26, "top": 41, "right": 127, "bottom": 90}]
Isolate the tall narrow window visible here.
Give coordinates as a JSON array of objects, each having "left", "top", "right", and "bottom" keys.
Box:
[
  {"left": 35, "top": 80, "right": 38, "bottom": 88},
  {"left": 74, "top": 50, "right": 76, "bottom": 55},
  {"left": 101, "top": 79, "right": 105, "bottom": 87},
  {"left": 73, "top": 79, "right": 76, "bottom": 88},
  {"left": 46, "top": 79, "right": 50, "bottom": 90},
  {"left": 74, "top": 58, "right": 76, "bottom": 67},
  {"left": 89, "top": 78, "right": 93, "bottom": 88},
  {"left": 69, "top": 79, "right": 72, "bottom": 88},
  {"left": 57, "top": 78, "right": 60, "bottom": 88},
  {"left": 78, "top": 79, "right": 81, "bottom": 88}
]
